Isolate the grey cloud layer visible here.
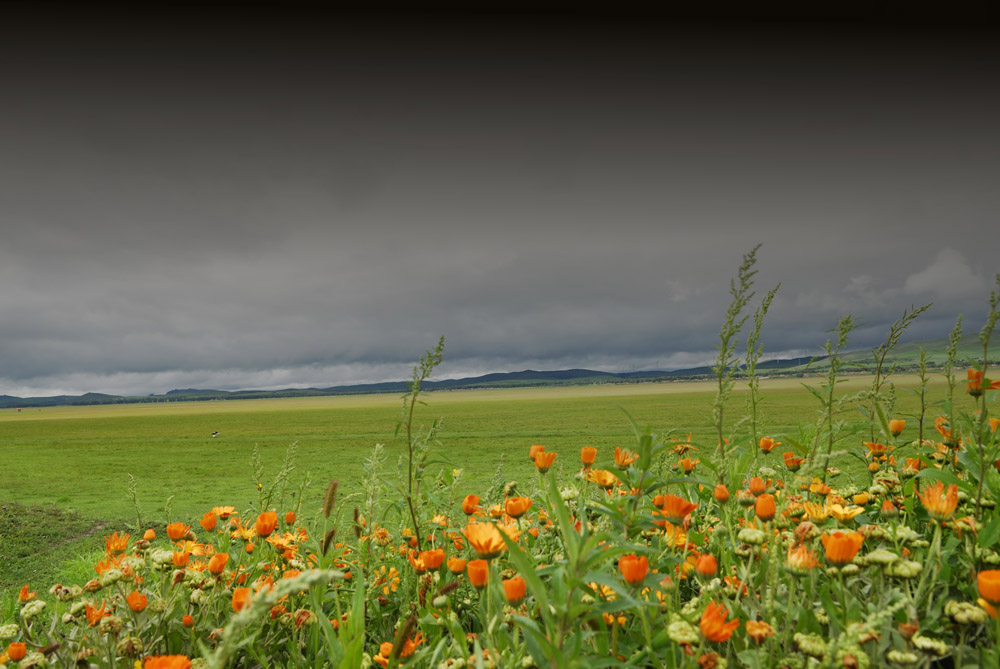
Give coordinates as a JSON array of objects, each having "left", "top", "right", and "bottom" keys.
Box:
[{"left": 1, "top": 13, "right": 997, "bottom": 395}]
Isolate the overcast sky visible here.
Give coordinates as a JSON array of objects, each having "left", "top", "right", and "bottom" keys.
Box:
[{"left": 1, "top": 4, "right": 998, "bottom": 396}]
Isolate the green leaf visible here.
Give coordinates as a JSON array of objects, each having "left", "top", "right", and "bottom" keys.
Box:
[{"left": 980, "top": 516, "right": 1000, "bottom": 548}]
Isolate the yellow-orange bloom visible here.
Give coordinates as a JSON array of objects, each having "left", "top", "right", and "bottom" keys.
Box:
[
  {"left": 678, "top": 457, "right": 699, "bottom": 474},
  {"left": 580, "top": 446, "right": 597, "bottom": 466},
  {"left": 991, "top": 417, "right": 1000, "bottom": 432},
  {"left": 7, "top": 643, "right": 27, "bottom": 662},
  {"left": 127, "top": 591, "right": 148, "bottom": 612},
  {"left": 696, "top": 554, "right": 718, "bottom": 577},
  {"left": 748, "top": 476, "right": 766, "bottom": 496},
  {"left": 977, "top": 569, "right": 1000, "bottom": 605},
  {"left": 528, "top": 444, "right": 546, "bottom": 461},
  {"left": 745, "top": 619, "right": 775, "bottom": 644},
  {"left": 165, "top": 523, "right": 190, "bottom": 542},
  {"left": 534, "top": 451, "right": 557, "bottom": 473},
  {"left": 821, "top": 531, "right": 864, "bottom": 566},
  {"left": 783, "top": 452, "right": 805, "bottom": 472},
  {"left": 918, "top": 480, "right": 959, "bottom": 520},
  {"left": 754, "top": 494, "right": 776, "bottom": 522},
  {"left": 503, "top": 575, "right": 526, "bottom": 605},
  {"left": 143, "top": 528, "right": 156, "bottom": 541},
  {"left": 504, "top": 496, "right": 533, "bottom": 519},
  {"left": 659, "top": 493, "right": 698, "bottom": 525},
  {"left": 714, "top": 484, "right": 730, "bottom": 503},
  {"left": 211, "top": 506, "right": 237, "bottom": 519},
  {"left": 144, "top": 656, "right": 193, "bottom": 669},
  {"left": 104, "top": 531, "right": 130, "bottom": 555},
  {"left": 200, "top": 512, "right": 218, "bottom": 531},
  {"left": 827, "top": 503, "right": 864, "bottom": 523},
  {"left": 759, "top": 437, "right": 780, "bottom": 453},
  {"left": 614, "top": 446, "right": 638, "bottom": 468},
  {"left": 618, "top": 554, "right": 649, "bottom": 585},
  {"left": 232, "top": 587, "right": 251, "bottom": 612},
  {"left": 888, "top": 419, "right": 906, "bottom": 436},
  {"left": 588, "top": 469, "right": 619, "bottom": 490},
  {"left": 86, "top": 600, "right": 110, "bottom": 626},
  {"left": 461, "top": 494, "right": 481, "bottom": 515},
  {"left": 700, "top": 601, "right": 739, "bottom": 642},
  {"left": 467, "top": 559, "right": 489, "bottom": 588},
  {"left": 786, "top": 544, "right": 819, "bottom": 574},
  {"left": 207, "top": 553, "right": 229, "bottom": 575},
  {"left": 446, "top": 557, "right": 466, "bottom": 574},
  {"left": 18, "top": 584, "right": 36, "bottom": 602},
  {"left": 463, "top": 522, "right": 507, "bottom": 560},
  {"left": 254, "top": 511, "right": 279, "bottom": 538}
]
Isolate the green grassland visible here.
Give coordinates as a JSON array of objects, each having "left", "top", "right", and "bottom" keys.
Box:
[{"left": 0, "top": 373, "right": 957, "bottom": 598}]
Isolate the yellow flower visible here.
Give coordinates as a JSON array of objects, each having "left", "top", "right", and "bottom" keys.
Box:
[{"left": 827, "top": 503, "right": 864, "bottom": 523}]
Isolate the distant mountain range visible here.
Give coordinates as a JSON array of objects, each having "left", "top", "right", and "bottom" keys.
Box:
[{"left": 0, "top": 356, "right": 820, "bottom": 409}]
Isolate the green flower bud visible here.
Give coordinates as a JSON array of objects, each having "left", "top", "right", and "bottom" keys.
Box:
[
  {"left": 738, "top": 528, "right": 767, "bottom": 545},
  {"left": 885, "top": 649, "right": 920, "bottom": 665},
  {"left": 793, "top": 632, "right": 827, "bottom": 658},
  {"left": 667, "top": 616, "right": 700, "bottom": 645},
  {"left": 885, "top": 560, "right": 922, "bottom": 579},
  {"left": 865, "top": 548, "right": 899, "bottom": 566},
  {"left": 20, "top": 599, "right": 47, "bottom": 621},
  {"left": 945, "top": 600, "right": 990, "bottom": 625},
  {"left": 912, "top": 634, "right": 949, "bottom": 656},
  {"left": 0, "top": 623, "right": 20, "bottom": 640}
]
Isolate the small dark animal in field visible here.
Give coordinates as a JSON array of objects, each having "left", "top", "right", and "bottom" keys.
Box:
[{"left": 211, "top": 431, "right": 219, "bottom": 437}]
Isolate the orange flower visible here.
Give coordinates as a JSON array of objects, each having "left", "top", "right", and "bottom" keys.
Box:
[
  {"left": 467, "top": 559, "right": 489, "bottom": 588},
  {"left": 419, "top": 548, "right": 445, "bottom": 571},
  {"left": 255, "top": 511, "right": 279, "bottom": 538},
  {"left": 232, "top": 587, "right": 251, "bottom": 612},
  {"left": 714, "top": 484, "right": 730, "bottom": 503},
  {"left": 143, "top": 528, "right": 156, "bottom": 541},
  {"left": 172, "top": 551, "right": 190, "bottom": 567},
  {"left": 104, "top": 531, "right": 130, "bottom": 555},
  {"left": 934, "top": 416, "right": 957, "bottom": 444},
  {"left": 614, "top": 447, "right": 638, "bottom": 468},
  {"left": 463, "top": 522, "right": 507, "bottom": 560},
  {"left": 462, "top": 494, "right": 481, "bottom": 515},
  {"left": 588, "top": 469, "right": 618, "bottom": 490},
  {"left": 6, "top": 642, "right": 27, "bottom": 662},
  {"left": 918, "top": 480, "right": 959, "bottom": 520},
  {"left": 759, "top": 437, "right": 780, "bottom": 453},
  {"left": 700, "top": 601, "right": 740, "bottom": 642},
  {"left": 284, "top": 511, "right": 296, "bottom": 525},
  {"left": 748, "top": 477, "right": 766, "bottom": 496},
  {"left": 144, "top": 655, "right": 193, "bottom": 669},
  {"left": 207, "top": 553, "right": 229, "bottom": 575},
  {"left": 528, "top": 444, "right": 546, "bottom": 461},
  {"left": 782, "top": 452, "right": 805, "bottom": 472},
  {"left": 619, "top": 554, "right": 649, "bottom": 584},
  {"left": 991, "top": 417, "right": 1000, "bottom": 432},
  {"left": 447, "top": 557, "right": 467, "bottom": 574},
  {"left": 745, "top": 619, "right": 775, "bottom": 644},
  {"left": 503, "top": 575, "right": 526, "bottom": 605},
  {"left": 166, "top": 523, "right": 190, "bottom": 542},
  {"left": 211, "top": 506, "right": 237, "bottom": 519},
  {"left": 199, "top": 512, "right": 218, "bottom": 532},
  {"left": 580, "top": 446, "right": 597, "bottom": 466},
  {"left": 967, "top": 369, "right": 1000, "bottom": 396},
  {"left": 18, "top": 584, "right": 36, "bottom": 602},
  {"left": 888, "top": 419, "right": 906, "bottom": 436},
  {"left": 182, "top": 614, "right": 194, "bottom": 627},
  {"left": 696, "top": 554, "right": 718, "bottom": 577},
  {"left": 754, "top": 494, "right": 776, "bottom": 522},
  {"left": 786, "top": 544, "right": 819, "bottom": 574},
  {"left": 821, "top": 531, "right": 864, "bottom": 566},
  {"left": 977, "top": 570, "right": 1000, "bottom": 605},
  {"left": 678, "top": 457, "right": 699, "bottom": 474},
  {"left": 86, "top": 600, "right": 110, "bottom": 626},
  {"left": 864, "top": 442, "right": 887, "bottom": 457},
  {"left": 534, "top": 451, "right": 557, "bottom": 473},
  {"left": 127, "top": 591, "right": 148, "bottom": 612},
  {"left": 658, "top": 493, "right": 698, "bottom": 525},
  {"left": 504, "top": 496, "right": 533, "bottom": 519}
]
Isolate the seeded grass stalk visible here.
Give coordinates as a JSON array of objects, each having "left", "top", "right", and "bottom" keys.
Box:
[
  {"left": 865, "top": 305, "right": 930, "bottom": 442},
  {"left": 806, "top": 314, "right": 855, "bottom": 482},
  {"left": 973, "top": 276, "right": 1000, "bottom": 521},
  {"left": 712, "top": 245, "right": 760, "bottom": 478},
  {"left": 745, "top": 282, "right": 780, "bottom": 457}
]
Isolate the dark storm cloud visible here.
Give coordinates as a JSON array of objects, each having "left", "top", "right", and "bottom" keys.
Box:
[{"left": 1, "top": 5, "right": 998, "bottom": 395}]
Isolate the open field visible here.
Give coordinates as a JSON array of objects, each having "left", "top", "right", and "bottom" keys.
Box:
[{"left": 1, "top": 373, "right": 951, "bottom": 523}]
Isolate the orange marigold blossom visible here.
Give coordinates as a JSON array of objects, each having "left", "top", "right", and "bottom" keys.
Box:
[
  {"left": 503, "top": 575, "right": 527, "bottom": 605},
  {"left": 7, "top": 643, "right": 27, "bottom": 661},
  {"left": 614, "top": 446, "right": 638, "bottom": 468},
  {"left": 978, "top": 570, "right": 1000, "bottom": 605},
  {"left": 505, "top": 496, "right": 533, "bottom": 519},
  {"left": 255, "top": 511, "right": 279, "bottom": 538},
  {"left": 782, "top": 452, "right": 805, "bottom": 472},
  {"left": 745, "top": 619, "right": 775, "bottom": 644},
  {"left": 143, "top": 528, "right": 156, "bottom": 540},
  {"left": 467, "top": 559, "right": 489, "bottom": 588},
  {"left": 828, "top": 503, "right": 864, "bottom": 523},
  {"left": 700, "top": 601, "right": 740, "bottom": 642},
  {"left": 821, "top": 531, "right": 864, "bottom": 566},
  {"left": 447, "top": 557, "right": 466, "bottom": 574},
  {"left": 888, "top": 419, "right": 906, "bottom": 436},
  {"left": 144, "top": 655, "right": 192, "bottom": 669},
  {"left": 199, "top": 512, "right": 218, "bottom": 531},
  {"left": 754, "top": 494, "right": 776, "bottom": 522},
  {"left": 714, "top": 484, "right": 730, "bottom": 503},
  {"left": 207, "top": 553, "right": 229, "bottom": 574},
  {"left": 462, "top": 522, "right": 507, "bottom": 560},
  {"left": 748, "top": 476, "right": 766, "bottom": 496},
  {"left": 172, "top": 551, "right": 190, "bottom": 567},
  {"left": 918, "top": 480, "right": 959, "bottom": 520},
  {"left": 284, "top": 511, "right": 296, "bottom": 525},
  {"left": 86, "top": 600, "right": 110, "bottom": 626},
  {"left": 211, "top": 506, "right": 237, "bottom": 519},
  {"left": 528, "top": 444, "right": 546, "bottom": 461},
  {"left": 580, "top": 446, "right": 597, "bottom": 466},
  {"left": 534, "top": 450, "right": 557, "bottom": 473},
  {"left": 658, "top": 493, "right": 698, "bottom": 525},
  {"left": 696, "top": 554, "right": 718, "bottom": 577},
  {"left": 462, "top": 494, "right": 481, "bottom": 515},
  {"left": 165, "top": 522, "right": 190, "bottom": 541},
  {"left": 967, "top": 368, "right": 1000, "bottom": 396},
  {"left": 232, "top": 587, "right": 251, "bottom": 612},
  {"left": 619, "top": 554, "right": 649, "bottom": 584},
  {"left": 18, "top": 584, "right": 36, "bottom": 602},
  {"left": 786, "top": 544, "right": 819, "bottom": 574},
  {"left": 991, "top": 417, "right": 1000, "bottom": 432},
  {"left": 588, "top": 468, "right": 619, "bottom": 489},
  {"left": 104, "top": 531, "right": 130, "bottom": 555},
  {"left": 678, "top": 457, "right": 699, "bottom": 474},
  {"left": 759, "top": 437, "right": 780, "bottom": 453},
  {"left": 127, "top": 591, "right": 148, "bottom": 612}
]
